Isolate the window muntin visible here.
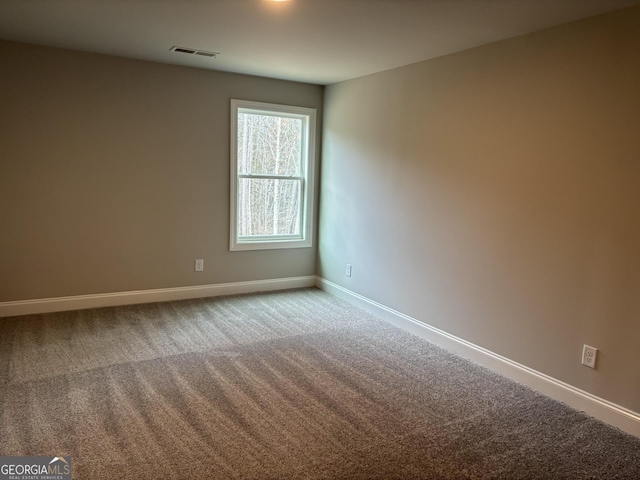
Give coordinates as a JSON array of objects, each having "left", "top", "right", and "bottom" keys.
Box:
[{"left": 230, "top": 100, "right": 316, "bottom": 251}]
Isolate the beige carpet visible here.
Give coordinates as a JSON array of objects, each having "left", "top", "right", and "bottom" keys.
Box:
[{"left": 1, "top": 288, "right": 639, "bottom": 479}]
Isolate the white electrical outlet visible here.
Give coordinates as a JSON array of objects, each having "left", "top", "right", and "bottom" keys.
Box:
[
  {"left": 581, "top": 345, "right": 597, "bottom": 369},
  {"left": 346, "top": 264, "right": 352, "bottom": 277},
  {"left": 195, "top": 259, "right": 204, "bottom": 272}
]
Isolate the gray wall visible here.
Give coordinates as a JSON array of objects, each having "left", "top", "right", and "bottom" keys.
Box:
[
  {"left": 0, "top": 41, "right": 323, "bottom": 302},
  {"left": 319, "top": 7, "right": 640, "bottom": 413}
]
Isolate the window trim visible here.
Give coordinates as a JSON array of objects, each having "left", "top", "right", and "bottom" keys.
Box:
[{"left": 230, "top": 99, "right": 316, "bottom": 251}]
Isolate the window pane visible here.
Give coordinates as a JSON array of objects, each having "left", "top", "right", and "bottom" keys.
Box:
[
  {"left": 238, "top": 178, "right": 301, "bottom": 237},
  {"left": 237, "top": 112, "right": 302, "bottom": 176}
]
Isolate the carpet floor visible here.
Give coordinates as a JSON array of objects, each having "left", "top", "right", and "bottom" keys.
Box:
[{"left": 1, "top": 288, "right": 639, "bottom": 479}]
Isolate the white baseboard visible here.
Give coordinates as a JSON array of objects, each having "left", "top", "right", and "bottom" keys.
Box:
[
  {"left": 316, "top": 277, "right": 640, "bottom": 438},
  {"left": 0, "top": 276, "right": 317, "bottom": 318}
]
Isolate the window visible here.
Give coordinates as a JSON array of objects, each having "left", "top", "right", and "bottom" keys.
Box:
[{"left": 230, "top": 100, "right": 316, "bottom": 251}]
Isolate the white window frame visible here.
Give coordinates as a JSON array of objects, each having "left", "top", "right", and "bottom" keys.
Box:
[{"left": 230, "top": 99, "right": 316, "bottom": 251}]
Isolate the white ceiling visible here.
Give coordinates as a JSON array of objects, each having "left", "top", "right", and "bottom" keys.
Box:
[{"left": 0, "top": 0, "right": 638, "bottom": 85}]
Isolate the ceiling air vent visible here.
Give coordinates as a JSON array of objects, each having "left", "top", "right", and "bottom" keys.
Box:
[{"left": 170, "top": 46, "right": 218, "bottom": 58}]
